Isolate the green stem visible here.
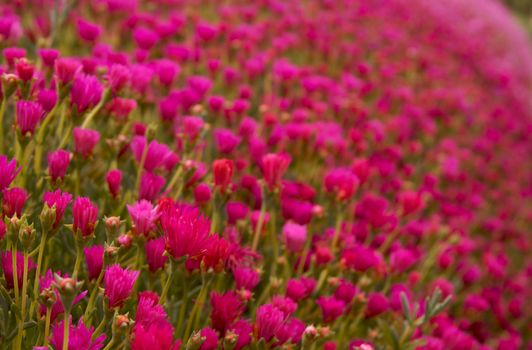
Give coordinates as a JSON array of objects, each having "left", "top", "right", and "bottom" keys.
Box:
[
  {"left": 62, "top": 310, "right": 70, "bottom": 350},
  {"left": 34, "top": 101, "right": 61, "bottom": 176},
  {"left": 72, "top": 237, "right": 84, "bottom": 280},
  {"left": 81, "top": 89, "right": 111, "bottom": 129},
  {"left": 11, "top": 242, "right": 20, "bottom": 306},
  {"left": 30, "top": 231, "right": 48, "bottom": 319},
  {"left": 14, "top": 250, "right": 29, "bottom": 349},
  {"left": 251, "top": 185, "right": 266, "bottom": 251},
  {"left": 183, "top": 277, "right": 209, "bottom": 342},
  {"left": 83, "top": 270, "right": 105, "bottom": 326},
  {"left": 43, "top": 306, "right": 52, "bottom": 347},
  {"left": 92, "top": 309, "right": 112, "bottom": 341},
  {"left": 159, "top": 262, "right": 175, "bottom": 305},
  {"left": 175, "top": 275, "right": 188, "bottom": 338}
]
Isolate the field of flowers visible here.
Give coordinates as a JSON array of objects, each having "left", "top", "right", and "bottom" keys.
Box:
[{"left": 0, "top": 0, "right": 531, "bottom": 349}]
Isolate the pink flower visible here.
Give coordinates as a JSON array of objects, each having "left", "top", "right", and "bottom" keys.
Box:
[
  {"left": 255, "top": 304, "right": 285, "bottom": 342},
  {"left": 54, "top": 58, "right": 82, "bottom": 85},
  {"left": 43, "top": 189, "right": 72, "bottom": 229},
  {"left": 47, "top": 149, "right": 70, "bottom": 182},
  {"left": 226, "top": 201, "right": 249, "bottom": 225},
  {"left": 73, "top": 127, "right": 100, "bottom": 158},
  {"left": 38, "top": 88, "right": 58, "bottom": 112},
  {"left": 131, "top": 323, "right": 179, "bottom": 350},
  {"left": 50, "top": 318, "right": 105, "bottom": 350},
  {"left": 316, "top": 296, "right": 346, "bottom": 323},
  {"left": 16, "top": 100, "right": 44, "bottom": 135},
  {"left": 193, "top": 183, "right": 212, "bottom": 205},
  {"left": 2, "top": 187, "right": 28, "bottom": 217},
  {"left": 84, "top": 245, "right": 104, "bottom": 280},
  {"left": 161, "top": 204, "right": 211, "bottom": 260},
  {"left": 365, "top": 293, "right": 389, "bottom": 318},
  {"left": 214, "top": 128, "right": 241, "bottom": 154},
  {"left": 0, "top": 155, "right": 20, "bottom": 191},
  {"left": 262, "top": 153, "right": 291, "bottom": 190},
  {"left": 229, "top": 320, "right": 252, "bottom": 350},
  {"left": 135, "top": 291, "right": 168, "bottom": 328},
  {"left": 39, "top": 270, "right": 87, "bottom": 322},
  {"left": 0, "top": 251, "right": 35, "bottom": 289},
  {"left": 105, "top": 169, "right": 122, "bottom": 198},
  {"left": 145, "top": 237, "right": 168, "bottom": 272},
  {"left": 275, "top": 317, "right": 306, "bottom": 345},
  {"left": 15, "top": 58, "right": 34, "bottom": 82},
  {"left": 210, "top": 291, "right": 244, "bottom": 333},
  {"left": 72, "top": 197, "right": 98, "bottom": 237},
  {"left": 103, "top": 264, "right": 139, "bottom": 309},
  {"left": 108, "top": 64, "right": 130, "bottom": 93},
  {"left": 130, "top": 136, "right": 174, "bottom": 172},
  {"left": 139, "top": 172, "right": 165, "bottom": 201},
  {"left": 324, "top": 168, "right": 359, "bottom": 201},
  {"left": 282, "top": 221, "right": 307, "bottom": 253},
  {"left": 76, "top": 18, "right": 102, "bottom": 42},
  {"left": 71, "top": 74, "right": 103, "bottom": 113},
  {"left": 232, "top": 266, "right": 260, "bottom": 291},
  {"left": 38, "top": 48, "right": 59, "bottom": 67},
  {"left": 213, "top": 159, "right": 234, "bottom": 191},
  {"left": 127, "top": 200, "right": 160, "bottom": 237},
  {"left": 0, "top": 220, "right": 5, "bottom": 241},
  {"left": 286, "top": 277, "right": 316, "bottom": 302},
  {"left": 199, "top": 327, "right": 219, "bottom": 350}
]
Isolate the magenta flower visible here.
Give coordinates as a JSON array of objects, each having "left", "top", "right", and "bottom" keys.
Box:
[
  {"left": 229, "top": 320, "right": 252, "bottom": 350},
  {"left": 213, "top": 159, "right": 234, "bottom": 191},
  {"left": 76, "top": 18, "right": 101, "bottom": 43},
  {"left": 145, "top": 237, "right": 168, "bottom": 273},
  {"left": 282, "top": 221, "right": 307, "bottom": 253},
  {"left": 37, "top": 88, "right": 58, "bottom": 112},
  {"left": 54, "top": 58, "right": 82, "bottom": 85},
  {"left": 38, "top": 48, "right": 59, "bottom": 67},
  {"left": 39, "top": 270, "right": 87, "bottom": 322},
  {"left": 2, "top": 187, "right": 28, "bottom": 217},
  {"left": 47, "top": 149, "right": 71, "bottom": 182},
  {"left": 131, "top": 323, "right": 180, "bottom": 350},
  {"left": 193, "top": 183, "right": 212, "bottom": 205},
  {"left": 16, "top": 100, "right": 44, "bottom": 135},
  {"left": 316, "top": 296, "right": 346, "bottom": 323},
  {"left": 324, "top": 168, "right": 359, "bottom": 201},
  {"left": 127, "top": 200, "right": 160, "bottom": 237},
  {"left": 139, "top": 172, "right": 165, "bottom": 202},
  {"left": 103, "top": 264, "right": 139, "bottom": 309},
  {"left": 214, "top": 128, "right": 241, "bottom": 154},
  {"left": 286, "top": 277, "right": 316, "bottom": 302},
  {"left": 73, "top": 127, "right": 100, "bottom": 158},
  {"left": 0, "top": 155, "right": 20, "bottom": 191},
  {"left": 226, "top": 201, "right": 249, "bottom": 225},
  {"left": 84, "top": 245, "right": 104, "bottom": 280},
  {"left": 210, "top": 291, "right": 244, "bottom": 333},
  {"left": 0, "top": 251, "right": 35, "bottom": 289},
  {"left": 232, "top": 266, "right": 260, "bottom": 291},
  {"left": 130, "top": 136, "right": 174, "bottom": 172},
  {"left": 71, "top": 74, "right": 103, "bottom": 113},
  {"left": 15, "top": 58, "right": 34, "bottom": 82},
  {"left": 135, "top": 292, "right": 168, "bottom": 328},
  {"left": 262, "top": 153, "right": 291, "bottom": 190},
  {"left": 0, "top": 220, "right": 5, "bottom": 241},
  {"left": 161, "top": 204, "right": 212, "bottom": 260},
  {"left": 43, "top": 189, "right": 73, "bottom": 229},
  {"left": 108, "top": 64, "right": 130, "bottom": 93},
  {"left": 275, "top": 317, "right": 306, "bottom": 345},
  {"left": 365, "top": 293, "right": 389, "bottom": 318},
  {"left": 105, "top": 169, "right": 122, "bottom": 198},
  {"left": 50, "top": 317, "right": 105, "bottom": 350},
  {"left": 255, "top": 304, "right": 285, "bottom": 342},
  {"left": 72, "top": 197, "right": 98, "bottom": 237}
]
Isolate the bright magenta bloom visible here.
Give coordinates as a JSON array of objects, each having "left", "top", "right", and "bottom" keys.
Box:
[
  {"left": 161, "top": 204, "right": 212, "bottom": 260},
  {"left": 47, "top": 149, "right": 70, "bottom": 182},
  {"left": 50, "top": 317, "right": 105, "bottom": 350},
  {"left": 127, "top": 199, "right": 160, "bottom": 237},
  {"left": 0, "top": 155, "right": 20, "bottom": 191},
  {"left": 255, "top": 304, "right": 285, "bottom": 342},
  {"left": 43, "top": 189, "right": 72, "bottom": 229},
  {"left": 2, "top": 187, "right": 28, "bottom": 217},
  {"left": 72, "top": 197, "right": 98, "bottom": 237},
  {"left": 16, "top": 100, "right": 44, "bottom": 135},
  {"left": 0, "top": 251, "right": 35, "bottom": 289},
  {"left": 84, "top": 245, "right": 104, "bottom": 280},
  {"left": 210, "top": 291, "right": 244, "bottom": 333},
  {"left": 103, "top": 264, "right": 139, "bottom": 309},
  {"left": 73, "top": 127, "right": 100, "bottom": 158},
  {"left": 262, "top": 153, "right": 291, "bottom": 190}
]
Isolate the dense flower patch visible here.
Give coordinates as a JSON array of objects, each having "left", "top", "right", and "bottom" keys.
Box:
[{"left": 0, "top": 0, "right": 531, "bottom": 349}]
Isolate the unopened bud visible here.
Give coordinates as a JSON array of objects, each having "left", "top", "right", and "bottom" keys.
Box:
[
  {"left": 2, "top": 73, "right": 19, "bottom": 98},
  {"left": 117, "top": 234, "right": 132, "bottom": 248},
  {"left": 105, "top": 216, "right": 121, "bottom": 240},
  {"left": 40, "top": 203, "right": 57, "bottom": 233},
  {"left": 39, "top": 287, "right": 57, "bottom": 308},
  {"left": 52, "top": 274, "right": 83, "bottom": 312},
  {"left": 19, "top": 221, "right": 36, "bottom": 249},
  {"left": 223, "top": 330, "right": 239, "bottom": 350},
  {"left": 114, "top": 314, "right": 133, "bottom": 333},
  {"left": 185, "top": 330, "right": 206, "bottom": 350}
]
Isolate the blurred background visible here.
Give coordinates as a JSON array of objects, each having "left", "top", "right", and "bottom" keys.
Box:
[{"left": 506, "top": 0, "right": 532, "bottom": 32}]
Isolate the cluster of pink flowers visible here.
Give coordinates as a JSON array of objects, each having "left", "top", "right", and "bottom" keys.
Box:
[{"left": 0, "top": 0, "right": 531, "bottom": 349}]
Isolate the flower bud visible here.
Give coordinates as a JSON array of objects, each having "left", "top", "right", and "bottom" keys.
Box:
[
  {"left": 104, "top": 216, "right": 121, "bottom": 240},
  {"left": 39, "top": 286, "right": 57, "bottom": 308},
  {"left": 185, "top": 330, "right": 205, "bottom": 350},
  {"left": 52, "top": 274, "right": 84, "bottom": 312},
  {"left": 40, "top": 203, "right": 57, "bottom": 233},
  {"left": 18, "top": 221, "right": 35, "bottom": 249},
  {"left": 223, "top": 330, "right": 239, "bottom": 350},
  {"left": 1, "top": 73, "right": 19, "bottom": 98}
]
